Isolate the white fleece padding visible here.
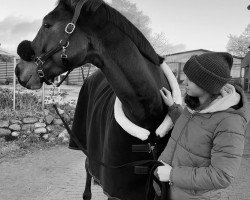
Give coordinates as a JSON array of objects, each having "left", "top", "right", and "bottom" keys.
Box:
[
  {"left": 160, "top": 62, "right": 182, "bottom": 105},
  {"left": 200, "top": 84, "right": 240, "bottom": 113},
  {"left": 155, "top": 62, "right": 182, "bottom": 137},
  {"left": 114, "top": 98, "right": 150, "bottom": 141},
  {"left": 114, "top": 62, "right": 182, "bottom": 140}
]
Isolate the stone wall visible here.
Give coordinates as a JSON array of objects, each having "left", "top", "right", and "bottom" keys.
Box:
[{"left": 0, "top": 108, "right": 72, "bottom": 142}]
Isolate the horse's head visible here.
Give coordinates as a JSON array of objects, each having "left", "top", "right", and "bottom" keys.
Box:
[
  {"left": 16, "top": 0, "right": 103, "bottom": 89},
  {"left": 16, "top": 0, "right": 171, "bottom": 129}
]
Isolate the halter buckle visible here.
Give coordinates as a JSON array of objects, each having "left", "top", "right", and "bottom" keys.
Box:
[
  {"left": 37, "top": 69, "right": 45, "bottom": 78},
  {"left": 148, "top": 143, "right": 155, "bottom": 153},
  {"left": 61, "top": 54, "right": 68, "bottom": 59},
  {"left": 61, "top": 45, "right": 68, "bottom": 59},
  {"left": 65, "top": 23, "right": 75, "bottom": 34},
  {"left": 35, "top": 57, "right": 44, "bottom": 67}
]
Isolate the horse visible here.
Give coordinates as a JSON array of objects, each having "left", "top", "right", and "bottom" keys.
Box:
[{"left": 15, "top": 0, "right": 181, "bottom": 199}]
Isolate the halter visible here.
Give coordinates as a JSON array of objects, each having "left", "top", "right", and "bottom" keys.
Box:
[{"left": 34, "top": 0, "right": 88, "bottom": 87}]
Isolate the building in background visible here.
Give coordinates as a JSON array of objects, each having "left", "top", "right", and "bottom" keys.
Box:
[
  {"left": 164, "top": 49, "right": 246, "bottom": 90},
  {"left": 65, "top": 64, "right": 97, "bottom": 85},
  {"left": 0, "top": 48, "right": 18, "bottom": 85},
  {"left": 0, "top": 47, "right": 97, "bottom": 86},
  {"left": 241, "top": 51, "right": 250, "bottom": 91}
]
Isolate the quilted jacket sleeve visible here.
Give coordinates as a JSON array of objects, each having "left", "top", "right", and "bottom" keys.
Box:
[{"left": 171, "top": 115, "right": 246, "bottom": 190}]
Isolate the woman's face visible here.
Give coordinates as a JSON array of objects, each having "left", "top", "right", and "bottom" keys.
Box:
[{"left": 183, "top": 76, "right": 208, "bottom": 97}]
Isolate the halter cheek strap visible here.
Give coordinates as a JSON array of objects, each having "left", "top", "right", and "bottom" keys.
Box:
[
  {"left": 34, "top": 0, "right": 88, "bottom": 86},
  {"left": 18, "top": 0, "right": 99, "bottom": 87}
]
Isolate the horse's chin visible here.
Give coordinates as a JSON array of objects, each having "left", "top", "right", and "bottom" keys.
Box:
[
  {"left": 21, "top": 81, "right": 42, "bottom": 90},
  {"left": 18, "top": 76, "right": 43, "bottom": 90},
  {"left": 29, "top": 83, "right": 43, "bottom": 90},
  {"left": 16, "top": 60, "right": 47, "bottom": 90}
]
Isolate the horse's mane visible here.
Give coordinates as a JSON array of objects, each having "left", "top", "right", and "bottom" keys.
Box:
[
  {"left": 103, "top": 2, "right": 163, "bottom": 65},
  {"left": 58, "top": 0, "right": 163, "bottom": 65}
]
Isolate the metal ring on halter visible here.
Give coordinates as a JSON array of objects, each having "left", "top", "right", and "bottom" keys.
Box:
[
  {"left": 65, "top": 23, "right": 75, "bottom": 34},
  {"left": 37, "top": 69, "right": 45, "bottom": 78},
  {"left": 60, "top": 40, "right": 69, "bottom": 48}
]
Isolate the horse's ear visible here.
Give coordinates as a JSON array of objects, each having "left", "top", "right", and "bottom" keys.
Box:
[{"left": 71, "top": 0, "right": 103, "bottom": 12}]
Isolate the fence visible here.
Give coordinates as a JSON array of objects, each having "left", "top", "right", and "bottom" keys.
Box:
[
  {"left": 67, "top": 64, "right": 97, "bottom": 85},
  {"left": 0, "top": 60, "right": 98, "bottom": 110},
  {"left": 0, "top": 60, "right": 97, "bottom": 86},
  {"left": 0, "top": 62, "right": 14, "bottom": 84}
]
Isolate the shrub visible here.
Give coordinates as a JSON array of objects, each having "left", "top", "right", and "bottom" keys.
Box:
[
  {"left": 0, "top": 88, "right": 41, "bottom": 109},
  {"left": 0, "top": 86, "right": 77, "bottom": 159},
  {"left": 0, "top": 88, "right": 42, "bottom": 119}
]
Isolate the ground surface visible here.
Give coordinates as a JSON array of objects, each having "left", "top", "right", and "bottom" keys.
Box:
[
  {"left": 0, "top": 145, "right": 107, "bottom": 200},
  {"left": 0, "top": 87, "right": 250, "bottom": 200},
  {"left": 0, "top": 124, "right": 250, "bottom": 200}
]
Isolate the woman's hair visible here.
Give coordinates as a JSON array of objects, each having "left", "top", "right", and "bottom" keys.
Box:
[{"left": 184, "top": 93, "right": 220, "bottom": 111}]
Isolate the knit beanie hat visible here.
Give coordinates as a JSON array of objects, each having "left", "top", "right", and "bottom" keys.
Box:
[{"left": 183, "top": 52, "right": 233, "bottom": 94}]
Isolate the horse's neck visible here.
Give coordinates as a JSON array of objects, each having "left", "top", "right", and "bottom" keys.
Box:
[
  {"left": 99, "top": 53, "right": 167, "bottom": 129},
  {"left": 83, "top": 23, "right": 168, "bottom": 129}
]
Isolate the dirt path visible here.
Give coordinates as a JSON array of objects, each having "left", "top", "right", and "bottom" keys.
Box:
[{"left": 0, "top": 146, "right": 106, "bottom": 200}]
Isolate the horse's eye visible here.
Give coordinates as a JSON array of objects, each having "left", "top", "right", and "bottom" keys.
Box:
[{"left": 43, "top": 23, "right": 51, "bottom": 29}]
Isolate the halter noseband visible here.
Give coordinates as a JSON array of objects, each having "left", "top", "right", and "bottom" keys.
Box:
[
  {"left": 36, "top": 0, "right": 89, "bottom": 86},
  {"left": 17, "top": 0, "right": 89, "bottom": 87}
]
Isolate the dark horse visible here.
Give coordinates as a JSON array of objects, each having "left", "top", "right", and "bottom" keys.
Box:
[{"left": 15, "top": 0, "right": 175, "bottom": 199}]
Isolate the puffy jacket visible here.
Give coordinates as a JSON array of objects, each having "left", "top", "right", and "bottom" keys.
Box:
[{"left": 158, "top": 85, "right": 249, "bottom": 200}]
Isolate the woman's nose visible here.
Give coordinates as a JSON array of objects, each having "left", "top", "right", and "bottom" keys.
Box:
[{"left": 183, "top": 78, "right": 187, "bottom": 86}]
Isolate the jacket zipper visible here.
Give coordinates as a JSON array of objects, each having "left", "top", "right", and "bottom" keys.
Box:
[{"left": 170, "top": 112, "right": 194, "bottom": 164}]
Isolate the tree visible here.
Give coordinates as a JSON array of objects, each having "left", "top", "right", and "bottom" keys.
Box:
[
  {"left": 110, "top": 0, "right": 152, "bottom": 39},
  {"left": 150, "top": 32, "right": 186, "bottom": 55},
  {"left": 109, "top": 0, "right": 185, "bottom": 55},
  {"left": 226, "top": 24, "right": 250, "bottom": 57}
]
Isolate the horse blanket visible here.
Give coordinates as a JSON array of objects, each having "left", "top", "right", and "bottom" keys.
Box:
[{"left": 69, "top": 69, "right": 157, "bottom": 200}]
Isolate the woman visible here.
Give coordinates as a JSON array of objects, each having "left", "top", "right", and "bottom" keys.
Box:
[{"left": 155, "top": 52, "right": 249, "bottom": 199}]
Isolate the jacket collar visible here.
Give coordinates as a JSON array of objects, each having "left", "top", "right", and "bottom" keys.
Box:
[
  {"left": 200, "top": 84, "right": 240, "bottom": 114},
  {"left": 186, "top": 84, "right": 249, "bottom": 122}
]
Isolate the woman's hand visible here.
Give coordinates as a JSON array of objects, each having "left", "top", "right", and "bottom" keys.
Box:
[
  {"left": 156, "top": 160, "right": 172, "bottom": 182},
  {"left": 160, "top": 87, "right": 174, "bottom": 107}
]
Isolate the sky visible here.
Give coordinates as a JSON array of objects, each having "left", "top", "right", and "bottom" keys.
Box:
[{"left": 0, "top": 0, "right": 249, "bottom": 54}]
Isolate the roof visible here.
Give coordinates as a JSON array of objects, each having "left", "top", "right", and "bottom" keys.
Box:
[
  {"left": 166, "top": 49, "right": 210, "bottom": 56},
  {"left": 0, "top": 48, "right": 17, "bottom": 57},
  {"left": 165, "top": 49, "right": 243, "bottom": 60}
]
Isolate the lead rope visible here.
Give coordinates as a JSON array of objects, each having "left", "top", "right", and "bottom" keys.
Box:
[
  {"left": 144, "top": 140, "right": 168, "bottom": 200},
  {"left": 53, "top": 101, "right": 167, "bottom": 199},
  {"left": 51, "top": 66, "right": 167, "bottom": 199}
]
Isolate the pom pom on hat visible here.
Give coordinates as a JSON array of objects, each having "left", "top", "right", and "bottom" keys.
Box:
[{"left": 183, "top": 52, "right": 233, "bottom": 94}]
